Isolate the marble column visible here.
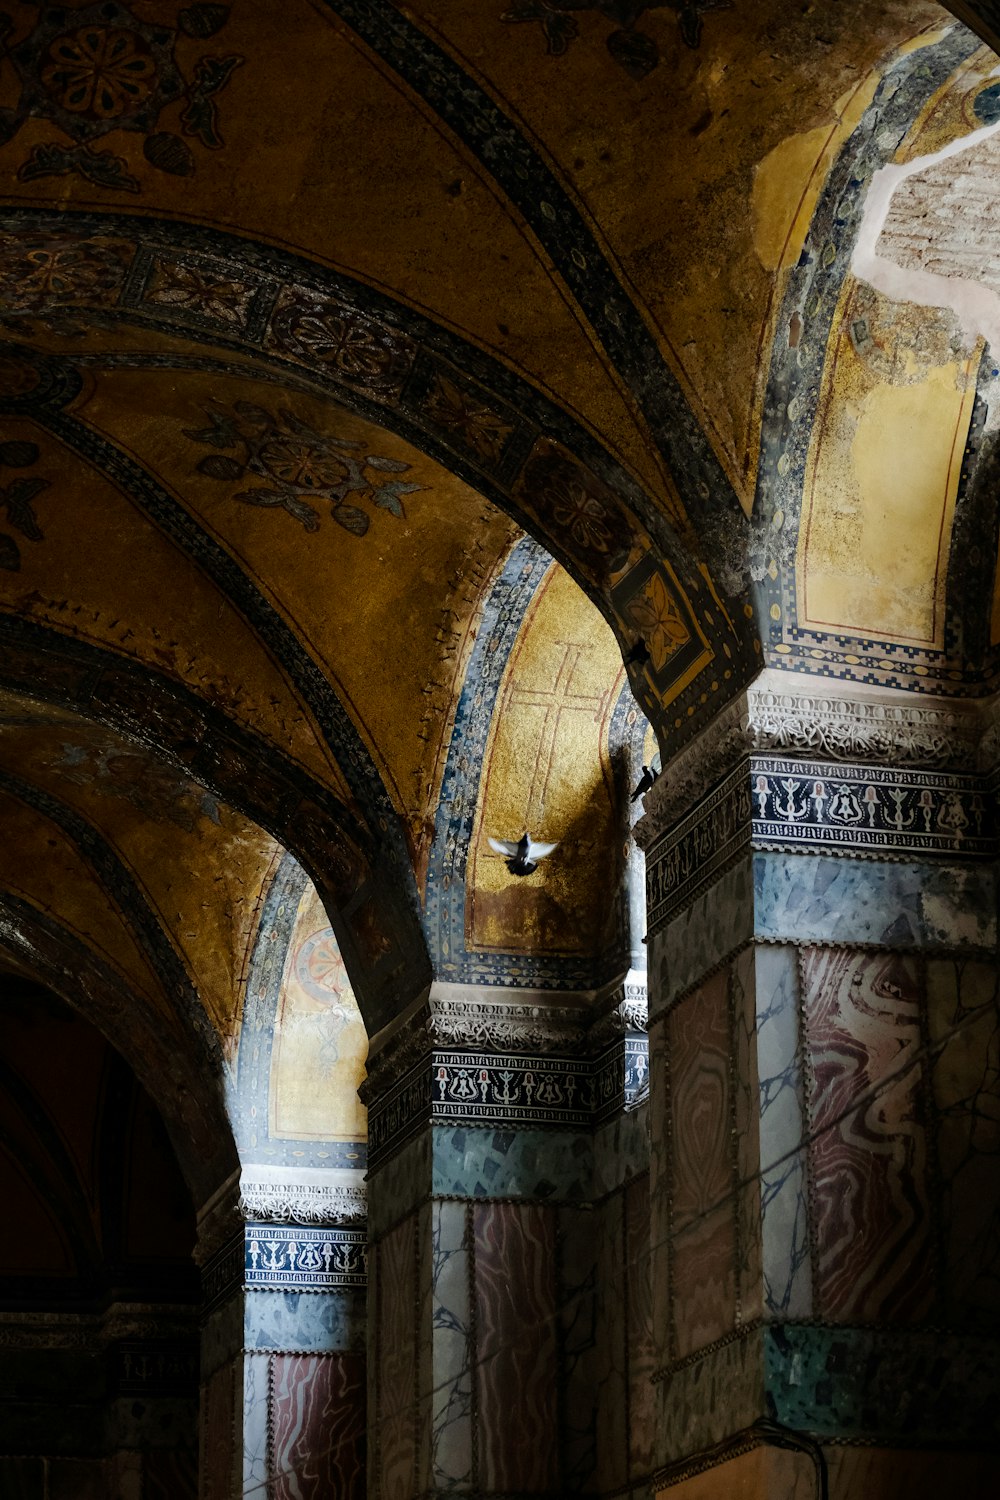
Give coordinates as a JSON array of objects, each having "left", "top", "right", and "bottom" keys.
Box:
[
  {"left": 635, "top": 675, "right": 1000, "bottom": 1499},
  {"left": 195, "top": 1167, "right": 367, "bottom": 1500},
  {"left": 362, "top": 977, "right": 652, "bottom": 1500}
]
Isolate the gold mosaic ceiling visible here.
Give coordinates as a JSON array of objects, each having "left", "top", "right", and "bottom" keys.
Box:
[{"left": 1, "top": 0, "right": 999, "bottom": 1068}]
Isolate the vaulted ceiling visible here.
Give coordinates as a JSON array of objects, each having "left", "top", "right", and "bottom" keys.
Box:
[{"left": 2, "top": 0, "right": 998, "bottom": 1141}]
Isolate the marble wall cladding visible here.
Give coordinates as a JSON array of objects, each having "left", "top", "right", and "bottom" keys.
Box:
[
  {"left": 801, "top": 948, "right": 934, "bottom": 1323},
  {"left": 731, "top": 947, "right": 762, "bottom": 1327},
  {"left": 558, "top": 1203, "right": 599, "bottom": 1491},
  {"left": 271, "top": 1353, "right": 366, "bottom": 1500},
  {"left": 754, "top": 853, "right": 997, "bottom": 951},
  {"left": 653, "top": 1327, "right": 766, "bottom": 1463},
  {"left": 592, "top": 1191, "right": 628, "bottom": 1495},
  {"left": 242, "top": 1351, "right": 269, "bottom": 1496},
  {"left": 764, "top": 1325, "right": 1000, "bottom": 1442},
  {"left": 429, "top": 1200, "right": 473, "bottom": 1492},
  {"left": 648, "top": 1017, "right": 671, "bottom": 1365},
  {"left": 926, "top": 958, "right": 1000, "bottom": 1326},
  {"left": 669, "top": 974, "right": 737, "bottom": 1358},
  {"left": 473, "top": 1201, "right": 559, "bottom": 1494},
  {"left": 625, "top": 1173, "right": 656, "bottom": 1480},
  {"left": 652, "top": 857, "right": 755, "bottom": 1013},
  {"left": 374, "top": 1213, "right": 418, "bottom": 1500},
  {"left": 593, "top": 1095, "right": 650, "bottom": 1197},
  {"left": 244, "top": 1289, "right": 365, "bottom": 1353},
  {"left": 201, "top": 1292, "right": 244, "bottom": 1381},
  {"left": 432, "top": 1124, "right": 591, "bottom": 1200},
  {"left": 48, "top": 1458, "right": 107, "bottom": 1500},
  {"left": 754, "top": 945, "right": 811, "bottom": 1319},
  {"left": 368, "top": 1128, "right": 432, "bottom": 1237},
  {"left": 200, "top": 1357, "right": 237, "bottom": 1500}
]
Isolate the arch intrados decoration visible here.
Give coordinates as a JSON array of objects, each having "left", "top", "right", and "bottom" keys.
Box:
[
  {"left": 0, "top": 208, "right": 760, "bottom": 752},
  {"left": 0, "top": 616, "right": 431, "bottom": 1032}
]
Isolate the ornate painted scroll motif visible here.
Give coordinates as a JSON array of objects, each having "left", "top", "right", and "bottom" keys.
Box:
[
  {"left": 754, "top": 25, "right": 993, "bottom": 692},
  {"left": 0, "top": 1, "right": 242, "bottom": 193}
]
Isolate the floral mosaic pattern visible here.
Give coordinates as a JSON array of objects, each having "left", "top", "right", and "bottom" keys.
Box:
[
  {"left": 0, "top": 2, "right": 242, "bottom": 192},
  {"left": 183, "top": 400, "right": 422, "bottom": 537},
  {"left": 501, "top": 0, "right": 731, "bottom": 80},
  {"left": 0, "top": 437, "right": 49, "bottom": 572}
]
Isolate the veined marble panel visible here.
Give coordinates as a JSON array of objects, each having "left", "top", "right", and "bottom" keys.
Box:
[
  {"left": 764, "top": 1325, "right": 1000, "bottom": 1440},
  {"left": 429, "top": 1201, "right": 473, "bottom": 1491},
  {"left": 754, "top": 945, "right": 811, "bottom": 1319},
  {"left": 271, "top": 1353, "right": 365, "bottom": 1500},
  {"left": 473, "top": 1202, "right": 559, "bottom": 1493},
  {"left": 593, "top": 1191, "right": 628, "bottom": 1495},
  {"left": 375, "top": 1215, "right": 418, "bottom": 1500},
  {"left": 559, "top": 1203, "right": 598, "bottom": 1490},
  {"left": 593, "top": 1096, "right": 650, "bottom": 1197},
  {"left": 732, "top": 948, "right": 763, "bottom": 1327},
  {"left": 754, "top": 853, "right": 996, "bottom": 950},
  {"left": 648, "top": 1018, "right": 671, "bottom": 1363},
  {"left": 926, "top": 958, "right": 1000, "bottom": 1324},
  {"left": 367, "top": 1129, "right": 431, "bottom": 1238},
  {"left": 242, "top": 1352, "right": 269, "bottom": 1495},
  {"left": 244, "top": 1289, "right": 365, "bottom": 1354},
  {"left": 625, "top": 1174, "right": 655, "bottom": 1479},
  {"left": 431, "top": 1124, "right": 591, "bottom": 1200},
  {"left": 653, "top": 1327, "right": 766, "bottom": 1465},
  {"left": 651, "top": 858, "right": 755, "bottom": 1015},
  {"left": 802, "top": 949, "right": 933, "bottom": 1323}
]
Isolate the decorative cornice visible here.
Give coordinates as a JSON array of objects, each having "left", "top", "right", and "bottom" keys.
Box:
[
  {"left": 237, "top": 1178, "right": 367, "bottom": 1228},
  {"left": 636, "top": 671, "right": 992, "bottom": 848},
  {"left": 196, "top": 1167, "right": 367, "bottom": 1265},
  {"left": 362, "top": 980, "right": 648, "bottom": 1105}
]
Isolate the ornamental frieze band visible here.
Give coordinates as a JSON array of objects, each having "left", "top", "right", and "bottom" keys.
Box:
[{"left": 645, "top": 755, "right": 998, "bottom": 934}]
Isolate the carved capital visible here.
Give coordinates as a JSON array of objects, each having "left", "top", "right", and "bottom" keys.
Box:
[{"left": 636, "top": 670, "right": 989, "bottom": 847}]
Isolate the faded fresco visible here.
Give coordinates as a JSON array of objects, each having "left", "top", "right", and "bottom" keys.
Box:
[{"left": 269, "top": 884, "right": 367, "bottom": 1144}]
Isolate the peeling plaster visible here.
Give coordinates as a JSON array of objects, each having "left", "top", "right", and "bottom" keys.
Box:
[{"left": 854, "top": 117, "right": 1000, "bottom": 371}]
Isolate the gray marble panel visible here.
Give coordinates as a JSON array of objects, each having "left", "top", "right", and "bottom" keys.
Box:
[
  {"left": 243, "top": 1289, "right": 364, "bottom": 1352},
  {"left": 654, "top": 1326, "right": 766, "bottom": 1466},
  {"left": 200, "top": 1293, "right": 244, "bottom": 1380},
  {"left": 367, "top": 1128, "right": 432, "bottom": 1237},
  {"left": 647, "top": 1018, "right": 671, "bottom": 1367},
  {"left": 592, "top": 1099, "right": 650, "bottom": 1198},
  {"left": 754, "top": 853, "right": 997, "bottom": 950},
  {"left": 652, "top": 857, "right": 755, "bottom": 1015},
  {"left": 431, "top": 1125, "right": 592, "bottom": 1200},
  {"left": 430, "top": 1201, "right": 473, "bottom": 1490},
  {"left": 593, "top": 1192, "right": 628, "bottom": 1494},
  {"left": 242, "top": 1352, "right": 269, "bottom": 1493},
  {"left": 754, "top": 945, "right": 812, "bottom": 1318},
  {"left": 559, "top": 1204, "right": 598, "bottom": 1490}
]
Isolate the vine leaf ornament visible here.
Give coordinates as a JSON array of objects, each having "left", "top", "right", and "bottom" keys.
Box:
[
  {"left": 183, "top": 401, "right": 423, "bottom": 538},
  {"left": 500, "top": 0, "right": 731, "bottom": 79},
  {"left": 0, "top": 1, "right": 242, "bottom": 191},
  {"left": 0, "top": 439, "right": 49, "bottom": 573}
]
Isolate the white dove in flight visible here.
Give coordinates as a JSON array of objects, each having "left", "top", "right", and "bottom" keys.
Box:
[{"left": 488, "top": 832, "right": 559, "bottom": 876}]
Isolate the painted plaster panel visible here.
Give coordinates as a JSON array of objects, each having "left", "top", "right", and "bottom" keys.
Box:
[{"left": 753, "top": 852, "right": 997, "bottom": 950}]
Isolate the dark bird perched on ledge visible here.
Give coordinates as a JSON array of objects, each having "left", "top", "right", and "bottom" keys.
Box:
[
  {"left": 631, "top": 764, "right": 660, "bottom": 802},
  {"left": 488, "top": 832, "right": 558, "bottom": 876}
]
